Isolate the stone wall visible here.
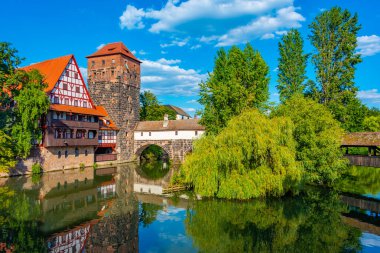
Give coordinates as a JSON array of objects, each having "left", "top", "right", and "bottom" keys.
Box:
[
  {"left": 134, "top": 139, "right": 194, "bottom": 163},
  {"left": 6, "top": 146, "right": 95, "bottom": 176},
  {"left": 88, "top": 53, "right": 140, "bottom": 162}
]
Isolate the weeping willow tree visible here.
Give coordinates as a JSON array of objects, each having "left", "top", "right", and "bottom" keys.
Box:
[
  {"left": 0, "top": 131, "right": 16, "bottom": 172},
  {"left": 181, "top": 109, "right": 302, "bottom": 199}
]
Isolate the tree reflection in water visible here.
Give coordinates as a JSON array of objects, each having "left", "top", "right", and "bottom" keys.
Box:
[
  {"left": 185, "top": 188, "right": 362, "bottom": 253},
  {"left": 336, "top": 166, "right": 380, "bottom": 196}
]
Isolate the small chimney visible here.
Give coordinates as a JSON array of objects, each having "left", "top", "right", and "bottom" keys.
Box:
[{"left": 163, "top": 114, "right": 169, "bottom": 127}]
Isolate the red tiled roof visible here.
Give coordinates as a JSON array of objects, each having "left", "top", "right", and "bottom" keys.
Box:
[
  {"left": 50, "top": 104, "right": 108, "bottom": 117},
  {"left": 86, "top": 42, "right": 141, "bottom": 62},
  {"left": 135, "top": 119, "right": 205, "bottom": 131},
  {"left": 20, "top": 55, "right": 72, "bottom": 94},
  {"left": 97, "top": 106, "right": 119, "bottom": 130},
  {"left": 342, "top": 132, "right": 380, "bottom": 147}
]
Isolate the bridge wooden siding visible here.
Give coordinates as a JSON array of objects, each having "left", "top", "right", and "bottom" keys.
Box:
[{"left": 342, "top": 132, "right": 380, "bottom": 168}]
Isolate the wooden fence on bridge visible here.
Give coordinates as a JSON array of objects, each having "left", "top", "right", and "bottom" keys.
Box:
[{"left": 345, "top": 155, "right": 380, "bottom": 168}]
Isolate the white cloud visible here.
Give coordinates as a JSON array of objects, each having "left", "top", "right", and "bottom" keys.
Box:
[
  {"left": 357, "top": 89, "right": 380, "bottom": 106},
  {"left": 190, "top": 44, "right": 202, "bottom": 50},
  {"left": 261, "top": 33, "right": 275, "bottom": 40},
  {"left": 119, "top": 0, "right": 304, "bottom": 47},
  {"left": 79, "top": 67, "right": 88, "bottom": 84},
  {"left": 157, "top": 58, "right": 181, "bottom": 65},
  {"left": 138, "top": 50, "right": 147, "bottom": 55},
  {"left": 120, "top": 0, "right": 294, "bottom": 33},
  {"left": 216, "top": 6, "right": 305, "bottom": 46},
  {"left": 161, "top": 50, "right": 168, "bottom": 54},
  {"left": 186, "top": 99, "right": 198, "bottom": 104},
  {"left": 160, "top": 37, "right": 189, "bottom": 48},
  {"left": 141, "top": 58, "right": 207, "bottom": 96},
  {"left": 357, "top": 35, "right": 380, "bottom": 57},
  {"left": 119, "top": 5, "right": 145, "bottom": 29},
  {"left": 141, "top": 76, "right": 165, "bottom": 82},
  {"left": 96, "top": 43, "right": 105, "bottom": 50},
  {"left": 131, "top": 50, "right": 137, "bottom": 55}
]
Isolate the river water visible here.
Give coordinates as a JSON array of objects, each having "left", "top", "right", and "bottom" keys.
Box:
[{"left": 0, "top": 162, "right": 380, "bottom": 252}]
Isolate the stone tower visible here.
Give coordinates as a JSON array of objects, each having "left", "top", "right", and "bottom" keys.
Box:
[{"left": 87, "top": 42, "right": 141, "bottom": 160}]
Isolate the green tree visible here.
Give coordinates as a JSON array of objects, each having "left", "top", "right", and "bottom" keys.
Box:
[
  {"left": 181, "top": 109, "right": 301, "bottom": 199},
  {"left": 199, "top": 43, "right": 269, "bottom": 135},
  {"left": 140, "top": 90, "right": 176, "bottom": 121},
  {"left": 0, "top": 130, "right": 16, "bottom": 172},
  {"left": 11, "top": 69, "right": 50, "bottom": 158},
  {"left": 363, "top": 116, "right": 380, "bottom": 131},
  {"left": 309, "top": 7, "right": 362, "bottom": 131},
  {"left": 277, "top": 29, "right": 308, "bottom": 102},
  {"left": 273, "top": 95, "right": 347, "bottom": 185}
]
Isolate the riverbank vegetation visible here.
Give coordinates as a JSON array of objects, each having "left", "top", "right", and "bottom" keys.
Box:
[
  {"left": 179, "top": 7, "right": 376, "bottom": 199},
  {"left": 0, "top": 43, "right": 50, "bottom": 172}
]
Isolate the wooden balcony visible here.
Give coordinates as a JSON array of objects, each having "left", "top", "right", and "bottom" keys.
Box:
[
  {"left": 95, "top": 154, "right": 118, "bottom": 162},
  {"left": 50, "top": 119, "right": 99, "bottom": 129},
  {"left": 44, "top": 135, "right": 98, "bottom": 147}
]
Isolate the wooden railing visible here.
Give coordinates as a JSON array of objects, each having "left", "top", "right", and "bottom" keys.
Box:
[
  {"left": 345, "top": 155, "right": 380, "bottom": 168},
  {"left": 95, "top": 154, "right": 117, "bottom": 162},
  {"left": 162, "top": 185, "right": 187, "bottom": 194}
]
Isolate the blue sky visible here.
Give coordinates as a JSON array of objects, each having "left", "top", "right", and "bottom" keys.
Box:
[{"left": 1, "top": 0, "right": 380, "bottom": 116}]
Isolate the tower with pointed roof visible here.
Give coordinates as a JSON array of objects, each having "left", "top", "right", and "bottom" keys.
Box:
[{"left": 86, "top": 42, "right": 141, "bottom": 160}]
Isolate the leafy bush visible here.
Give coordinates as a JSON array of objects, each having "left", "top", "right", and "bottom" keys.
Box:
[
  {"left": 31, "top": 163, "right": 42, "bottom": 175},
  {"left": 93, "top": 163, "right": 98, "bottom": 170},
  {"left": 273, "top": 95, "right": 348, "bottom": 185},
  {"left": 79, "top": 163, "right": 85, "bottom": 170},
  {"left": 181, "top": 109, "right": 302, "bottom": 199}
]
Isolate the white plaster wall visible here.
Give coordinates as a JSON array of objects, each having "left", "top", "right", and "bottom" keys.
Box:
[
  {"left": 134, "top": 183, "right": 163, "bottom": 195},
  {"left": 134, "top": 130, "right": 205, "bottom": 140}
]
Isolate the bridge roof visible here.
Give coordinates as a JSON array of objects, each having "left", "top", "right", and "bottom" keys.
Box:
[
  {"left": 135, "top": 119, "right": 205, "bottom": 131},
  {"left": 342, "top": 132, "right": 380, "bottom": 147}
]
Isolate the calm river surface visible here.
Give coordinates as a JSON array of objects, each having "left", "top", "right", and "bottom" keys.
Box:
[{"left": 0, "top": 163, "right": 380, "bottom": 252}]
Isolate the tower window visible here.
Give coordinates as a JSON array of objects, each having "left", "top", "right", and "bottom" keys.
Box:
[
  {"left": 102, "top": 60, "right": 105, "bottom": 66},
  {"left": 91, "top": 61, "right": 95, "bottom": 67}
]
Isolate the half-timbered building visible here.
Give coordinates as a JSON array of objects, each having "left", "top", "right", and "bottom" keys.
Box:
[{"left": 21, "top": 55, "right": 117, "bottom": 170}]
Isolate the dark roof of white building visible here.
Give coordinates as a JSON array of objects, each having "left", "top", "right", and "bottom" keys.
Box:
[
  {"left": 135, "top": 119, "right": 205, "bottom": 131},
  {"left": 164, "top": 105, "right": 191, "bottom": 118}
]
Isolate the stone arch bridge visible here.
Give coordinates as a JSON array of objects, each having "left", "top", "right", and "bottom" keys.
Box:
[{"left": 133, "top": 119, "right": 205, "bottom": 163}]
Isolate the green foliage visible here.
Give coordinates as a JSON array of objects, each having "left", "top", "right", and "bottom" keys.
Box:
[
  {"left": 79, "top": 163, "right": 85, "bottom": 170},
  {"left": 0, "top": 130, "right": 16, "bottom": 172},
  {"left": 93, "top": 163, "right": 98, "bottom": 170},
  {"left": 139, "top": 202, "right": 163, "bottom": 227},
  {"left": 11, "top": 70, "right": 50, "bottom": 158},
  {"left": 181, "top": 109, "right": 302, "bottom": 199},
  {"left": 140, "top": 90, "right": 176, "bottom": 121},
  {"left": 141, "top": 145, "right": 165, "bottom": 161},
  {"left": 185, "top": 188, "right": 361, "bottom": 253},
  {"left": 199, "top": 43, "right": 270, "bottom": 135},
  {"left": 309, "top": 7, "right": 362, "bottom": 131},
  {"left": 363, "top": 116, "right": 380, "bottom": 131},
  {"left": 31, "top": 163, "right": 41, "bottom": 175},
  {"left": 273, "top": 95, "right": 347, "bottom": 185},
  {"left": 277, "top": 29, "right": 308, "bottom": 102},
  {"left": 138, "top": 160, "right": 170, "bottom": 180},
  {"left": 336, "top": 166, "right": 380, "bottom": 195}
]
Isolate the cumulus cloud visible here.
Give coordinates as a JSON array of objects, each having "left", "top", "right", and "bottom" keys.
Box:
[
  {"left": 357, "top": 35, "right": 380, "bottom": 57},
  {"left": 157, "top": 58, "right": 181, "bottom": 65},
  {"left": 119, "top": 5, "right": 145, "bottom": 29},
  {"left": 141, "top": 58, "right": 207, "bottom": 96},
  {"left": 119, "top": 0, "right": 305, "bottom": 46},
  {"left": 216, "top": 6, "right": 305, "bottom": 46},
  {"left": 357, "top": 89, "right": 380, "bottom": 106}
]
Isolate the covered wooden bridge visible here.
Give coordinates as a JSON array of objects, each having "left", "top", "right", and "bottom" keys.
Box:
[{"left": 342, "top": 132, "right": 380, "bottom": 167}]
